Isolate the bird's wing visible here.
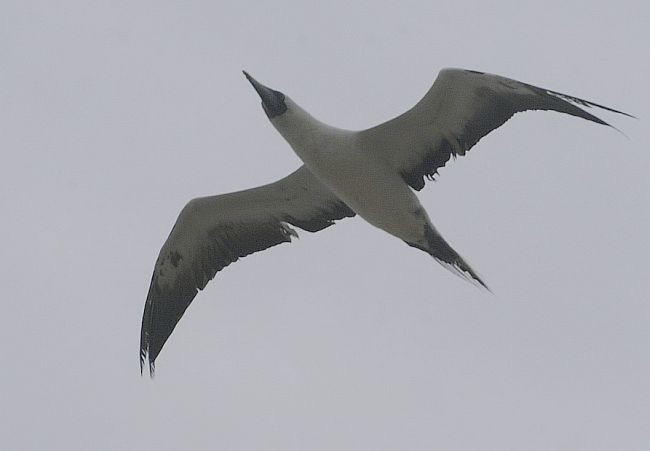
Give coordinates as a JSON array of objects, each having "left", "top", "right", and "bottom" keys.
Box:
[
  {"left": 358, "top": 68, "right": 633, "bottom": 191},
  {"left": 140, "top": 166, "right": 354, "bottom": 374}
]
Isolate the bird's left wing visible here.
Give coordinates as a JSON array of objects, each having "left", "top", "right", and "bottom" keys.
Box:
[
  {"left": 140, "top": 165, "right": 354, "bottom": 374},
  {"left": 358, "top": 68, "right": 632, "bottom": 190}
]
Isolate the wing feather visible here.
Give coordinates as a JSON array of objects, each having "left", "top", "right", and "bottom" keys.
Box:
[
  {"left": 140, "top": 166, "right": 354, "bottom": 375},
  {"left": 359, "top": 68, "right": 632, "bottom": 190}
]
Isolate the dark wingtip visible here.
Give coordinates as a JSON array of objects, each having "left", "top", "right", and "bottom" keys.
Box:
[
  {"left": 546, "top": 88, "right": 637, "bottom": 119},
  {"left": 140, "top": 308, "right": 156, "bottom": 378},
  {"left": 538, "top": 87, "right": 635, "bottom": 138},
  {"left": 543, "top": 88, "right": 636, "bottom": 120},
  {"left": 139, "top": 348, "right": 156, "bottom": 378}
]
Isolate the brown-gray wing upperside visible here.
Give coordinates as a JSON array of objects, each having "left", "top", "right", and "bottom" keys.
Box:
[
  {"left": 140, "top": 165, "right": 354, "bottom": 375},
  {"left": 358, "top": 68, "right": 633, "bottom": 191}
]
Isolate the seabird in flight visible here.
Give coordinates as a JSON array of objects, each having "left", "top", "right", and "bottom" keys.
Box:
[{"left": 140, "top": 68, "right": 631, "bottom": 375}]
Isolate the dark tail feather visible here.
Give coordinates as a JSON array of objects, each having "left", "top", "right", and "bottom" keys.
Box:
[{"left": 405, "top": 224, "right": 490, "bottom": 291}]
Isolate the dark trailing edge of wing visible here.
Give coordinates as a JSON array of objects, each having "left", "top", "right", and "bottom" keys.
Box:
[
  {"left": 402, "top": 72, "right": 634, "bottom": 191},
  {"left": 286, "top": 200, "right": 354, "bottom": 232}
]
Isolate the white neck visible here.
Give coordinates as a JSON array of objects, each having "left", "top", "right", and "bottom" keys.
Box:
[{"left": 270, "top": 96, "right": 352, "bottom": 161}]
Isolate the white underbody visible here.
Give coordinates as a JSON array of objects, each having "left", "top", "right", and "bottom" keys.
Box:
[{"left": 272, "top": 99, "right": 430, "bottom": 246}]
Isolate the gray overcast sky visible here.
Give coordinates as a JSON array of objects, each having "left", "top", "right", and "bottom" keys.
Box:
[{"left": 2, "top": 1, "right": 649, "bottom": 450}]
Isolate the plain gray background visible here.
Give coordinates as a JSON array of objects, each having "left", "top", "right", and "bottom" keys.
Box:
[{"left": 2, "top": 1, "right": 649, "bottom": 450}]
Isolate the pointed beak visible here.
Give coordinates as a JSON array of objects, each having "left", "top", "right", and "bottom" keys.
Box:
[
  {"left": 242, "top": 70, "right": 287, "bottom": 118},
  {"left": 243, "top": 70, "right": 274, "bottom": 103}
]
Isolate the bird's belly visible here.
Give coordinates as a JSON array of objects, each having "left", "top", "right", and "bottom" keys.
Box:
[{"left": 306, "top": 154, "right": 426, "bottom": 243}]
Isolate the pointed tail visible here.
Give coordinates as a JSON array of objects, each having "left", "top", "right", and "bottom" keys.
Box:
[{"left": 405, "top": 223, "right": 490, "bottom": 291}]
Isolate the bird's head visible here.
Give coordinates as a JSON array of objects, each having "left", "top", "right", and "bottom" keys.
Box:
[
  {"left": 243, "top": 71, "right": 288, "bottom": 119},
  {"left": 243, "top": 71, "right": 324, "bottom": 149}
]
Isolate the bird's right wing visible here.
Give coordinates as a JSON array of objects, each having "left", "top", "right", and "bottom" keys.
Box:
[
  {"left": 358, "top": 68, "right": 632, "bottom": 191},
  {"left": 356, "top": 68, "right": 631, "bottom": 289},
  {"left": 140, "top": 165, "right": 354, "bottom": 375}
]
